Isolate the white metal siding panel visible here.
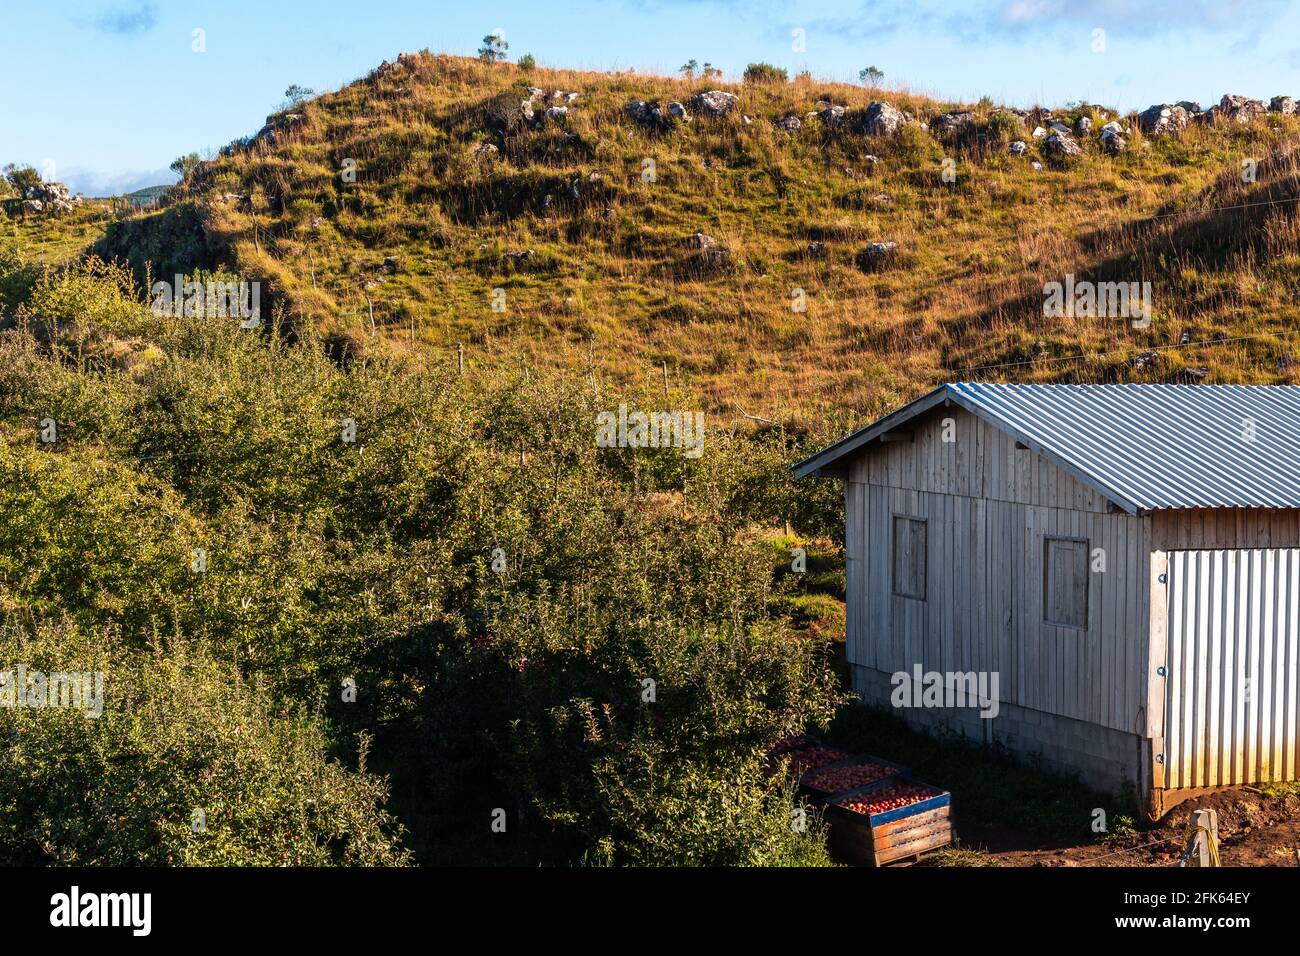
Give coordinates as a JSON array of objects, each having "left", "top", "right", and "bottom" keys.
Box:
[{"left": 1164, "top": 549, "right": 1300, "bottom": 788}]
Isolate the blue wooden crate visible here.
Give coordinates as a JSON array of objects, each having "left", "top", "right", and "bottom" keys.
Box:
[{"left": 826, "top": 779, "right": 953, "bottom": 866}]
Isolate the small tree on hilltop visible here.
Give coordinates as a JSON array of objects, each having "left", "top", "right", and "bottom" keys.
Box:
[
  {"left": 3, "top": 163, "right": 42, "bottom": 198},
  {"left": 701, "top": 63, "right": 722, "bottom": 80},
  {"left": 679, "top": 59, "right": 698, "bottom": 80},
  {"left": 859, "top": 65, "right": 884, "bottom": 88},
  {"left": 479, "top": 32, "right": 508, "bottom": 63},
  {"left": 169, "top": 153, "right": 201, "bottom": 180},
  {"left": 283, "top": 84, "right": 315, "bottom": 107}
]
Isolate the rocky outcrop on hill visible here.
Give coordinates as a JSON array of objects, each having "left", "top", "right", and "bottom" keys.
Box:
[
  {"left": 1046, "top": 133, "right": 1082, "bottom": 158},
  {"left": 627, "top": 100, "right": 690, "bottom": 130},
  {"left": 20, "top": 181, "right": 82, "bottom": 216},
  {"left": 931, "top": 111, "right": 976, "bottom": 139},
  {"left": 1138, "top": 103, "right": 1191, "bottom": 136},
  {"left": 1209, "top": 94, "right": 1268, "bottom": 125},
  {"left": 693, "top": 90, "right": 738, "bottom": 117},
  {"left": 861, "top": 101, "right": 909, "bottom": 137}
]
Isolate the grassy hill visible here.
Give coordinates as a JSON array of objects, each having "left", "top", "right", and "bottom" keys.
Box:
[{"left": 80, "top": 51, "right": 1300, "bottom": 421}]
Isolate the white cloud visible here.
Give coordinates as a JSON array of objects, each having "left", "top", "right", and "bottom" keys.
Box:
[{"left": 58, "top": 166, "right": 178, "bottom": 198}]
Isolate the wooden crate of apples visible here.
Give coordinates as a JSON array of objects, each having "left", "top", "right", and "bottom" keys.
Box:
[
  {"left": 799, "top": 757, "right": 905, "bottom": 799},
  {"left": 769, "top": 735, "right": 953, "bottom": 865},
  {"left": 826, "top": 779, "right": 953, "bottom": 866}
]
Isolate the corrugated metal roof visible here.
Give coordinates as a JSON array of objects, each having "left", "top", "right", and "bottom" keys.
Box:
[{"left": 794, "top": 383, "right": 1300, "bottom": 513}]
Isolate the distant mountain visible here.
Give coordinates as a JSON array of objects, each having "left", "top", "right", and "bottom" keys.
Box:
[
  {"left": 56, "top": 166, "right": 178, "bottom": 199},
  {"left": 123, "top": 184, "right": 171, "bottom": 206}
]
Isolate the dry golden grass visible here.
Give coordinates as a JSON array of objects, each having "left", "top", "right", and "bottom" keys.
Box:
[{"left": 45, "top": 53, "right": 1300, "bottom": 421}]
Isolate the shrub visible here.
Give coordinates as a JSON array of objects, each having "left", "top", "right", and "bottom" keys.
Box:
[
  {"left": 744, "top": 62, "right": 788, "bottom": 85},
  {"left": 0, "top": 262, "right": 848, "bottom": 865},
  {"left": 0, "top": 620, "right": 409, "bottom": 865}
]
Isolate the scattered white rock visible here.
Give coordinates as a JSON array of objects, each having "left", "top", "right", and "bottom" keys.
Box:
[
  {"left": 818, "top": 104, "right": 846, "bottom": 128},
  {"left": 1211, "top": 93, "right": 1268, "bottom": 124},
  {"left": 931, "top": 111, "right": 976, "bottom": 138},
  {"left": 862, "top": 101, "right": 909, "bottom": 137},
  {"left": 1138, "top": 103, "right": 1191, "bottom": 136},
  {"left": 856, "top": 241, "right": 898, "bottom": 271},
  {"left": 693, "top": 89, "right": 739, "bottom": 117}
]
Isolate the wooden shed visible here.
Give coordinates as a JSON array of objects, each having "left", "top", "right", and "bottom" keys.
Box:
[{"left": 795, "top": 383, "right": 1300, "bottom": 815}]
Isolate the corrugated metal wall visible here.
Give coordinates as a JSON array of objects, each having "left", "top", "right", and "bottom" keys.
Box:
[{"left": 1164, "top": 549, "right": 1300, "bottom": 788}]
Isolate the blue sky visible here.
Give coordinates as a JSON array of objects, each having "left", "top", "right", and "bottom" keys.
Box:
[{"left": 3, "top": 0, "right": 1299, "bottom": 195}]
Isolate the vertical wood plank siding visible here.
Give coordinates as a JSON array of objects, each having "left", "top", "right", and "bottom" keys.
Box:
[{"left": 845, "top": 408, "right": 1149, "bottom": 736}]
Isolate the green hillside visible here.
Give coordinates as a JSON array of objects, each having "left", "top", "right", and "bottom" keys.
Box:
[{"left": 87, "top": 52, "right": 1300, "bottom": 419}]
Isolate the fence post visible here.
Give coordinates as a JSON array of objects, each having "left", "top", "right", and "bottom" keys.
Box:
[{"left": 1183, "top": 808, "right": 1219, "bottom": 867}]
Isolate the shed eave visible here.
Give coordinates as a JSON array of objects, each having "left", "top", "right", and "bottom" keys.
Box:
[{"left": 792, "top": 383, "right": 1149, "bottom": 515}]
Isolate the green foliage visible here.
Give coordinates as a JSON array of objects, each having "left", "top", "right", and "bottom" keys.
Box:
[
  {"left": 283, "top": 84, "right": 316, "bottom": 107},
  {"left": 518, "top": 53, "right": 536, "bottom": 70},
  {"left": 3, "top": 163, "right": 41, "bottom": 196},
  {"left": 478, "top": 32, "right": 508, "bottom": 63},
  {"left": 859, "top": 65, "right": 884, "bottom": 87},
  {"left": 169, "top": 152, "right": 201, "bottom": 180},
  {"left": 0, "top": 247, "right": 846, "bottom": 865},
  {"left": 0, "top": 620, "right": 409, "bottom": 865},
  {"left": 986, "top": 109, "right": 1026, "bottom": 143},
  {"left": 743, "top": 63, "right": 788, "bottom": 85}
]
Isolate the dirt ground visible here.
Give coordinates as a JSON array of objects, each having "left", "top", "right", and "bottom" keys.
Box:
[{"left": 951, "top": 788, "right": 1300, "bottom": 866}]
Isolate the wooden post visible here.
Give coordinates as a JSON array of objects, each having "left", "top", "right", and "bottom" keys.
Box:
[
  {"left": 1181, "top": 808, "right": 1219, "bottom": 867},
  {"left": 662, "top": 360, "right": 669, "bottom": 399},
  {"left": 1197, "top": 809, "right": 1218, "bottom": 867},
  {"left": 457, "top": 342, "right": 464, "bottom": 376}
]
